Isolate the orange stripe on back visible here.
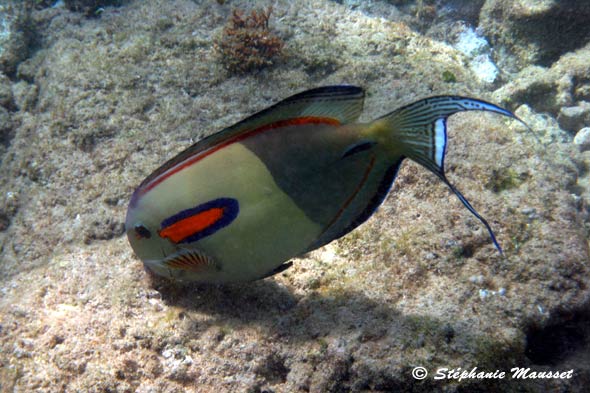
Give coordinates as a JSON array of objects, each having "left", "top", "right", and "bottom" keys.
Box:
[{"left": 140, "top": 116, "right": 340, "bottom": 196}]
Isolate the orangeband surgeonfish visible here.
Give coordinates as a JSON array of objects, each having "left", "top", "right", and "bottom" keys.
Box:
[{"left": 125, "top": 86, "right": 528, "bottom": 283}]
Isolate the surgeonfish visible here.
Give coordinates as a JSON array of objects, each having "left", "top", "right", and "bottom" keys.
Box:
[{"left": 126, "top": 85, "right": 527, "bottom": 283}]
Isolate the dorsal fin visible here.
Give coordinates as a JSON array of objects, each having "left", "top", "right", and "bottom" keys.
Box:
[
  {"left": 226, "top": 85, "right": 365, "bottom": 136},
  {"left": 138, "top": 86, "right": 365, "bottom": 190}
]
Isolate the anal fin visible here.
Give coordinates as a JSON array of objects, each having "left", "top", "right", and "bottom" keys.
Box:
[{"left": 258, "top": 261, "right": 293, "bottom": 280}]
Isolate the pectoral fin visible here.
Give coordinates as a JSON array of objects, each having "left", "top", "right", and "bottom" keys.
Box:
[{"left": 160, "top": 248, "right": 220, "bottom": 273}]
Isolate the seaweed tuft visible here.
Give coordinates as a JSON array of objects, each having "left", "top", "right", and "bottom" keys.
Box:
[{"left": 216, "top": 7, "right": 283, "bottom": 74}]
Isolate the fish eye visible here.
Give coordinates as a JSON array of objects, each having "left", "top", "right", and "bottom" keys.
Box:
[{"left": 134, "top": 224, "right": 152, "bottom": 239}]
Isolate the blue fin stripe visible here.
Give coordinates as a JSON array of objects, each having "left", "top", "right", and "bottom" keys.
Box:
[
  {"left": 443, "top": 177, "right": 503, "bottom": 254},
  {"left": 341, "top": 141, "right": 377, "bottom": 159}
]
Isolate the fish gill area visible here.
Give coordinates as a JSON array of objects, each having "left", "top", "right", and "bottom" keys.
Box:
[{"left": 0, "top": 0, "right": 589, "bottom": 392}]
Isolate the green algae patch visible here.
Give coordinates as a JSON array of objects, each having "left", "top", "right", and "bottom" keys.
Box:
[
  {"left": 485, "top": 168, "right": 529, "bottom": 192},
  {"left": 442, "top": 70, "right": 457, "bottom": 83}
]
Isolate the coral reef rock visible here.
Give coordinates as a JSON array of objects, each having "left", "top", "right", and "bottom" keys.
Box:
[
  {"left": 480, "top": 0, "right": 590, "bottom": 71},
  {"left": 0, "top": 0, "right": 589, "bottom": 392}
]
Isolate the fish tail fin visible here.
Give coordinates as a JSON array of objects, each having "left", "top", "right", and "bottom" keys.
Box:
[{"left": 377, "top": 96, "right": 528, "bottom": 254}]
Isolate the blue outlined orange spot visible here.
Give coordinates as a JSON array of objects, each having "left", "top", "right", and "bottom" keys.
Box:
[{"left": 158, "top": 198, "right": 239, "bottom": 244}]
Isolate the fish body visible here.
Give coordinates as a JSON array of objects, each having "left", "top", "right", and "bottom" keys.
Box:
[{"left": 126, "top": 86, "right": 523, "bottom": 283}]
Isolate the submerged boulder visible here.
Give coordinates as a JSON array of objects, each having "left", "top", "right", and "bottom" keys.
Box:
[
  {"left": 0, "top": 3, "right": 33, "bottom": 76},
  {"left": 480, "top": 0, "right": 590, "bottom": 71}
]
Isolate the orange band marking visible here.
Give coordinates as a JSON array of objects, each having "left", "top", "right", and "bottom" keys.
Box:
[
  {"left": 319, "top": 155, "right": 376, "bottom": 237},
  {"left": 158, "top": 207, "right": 224, "bottom": 244}
]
